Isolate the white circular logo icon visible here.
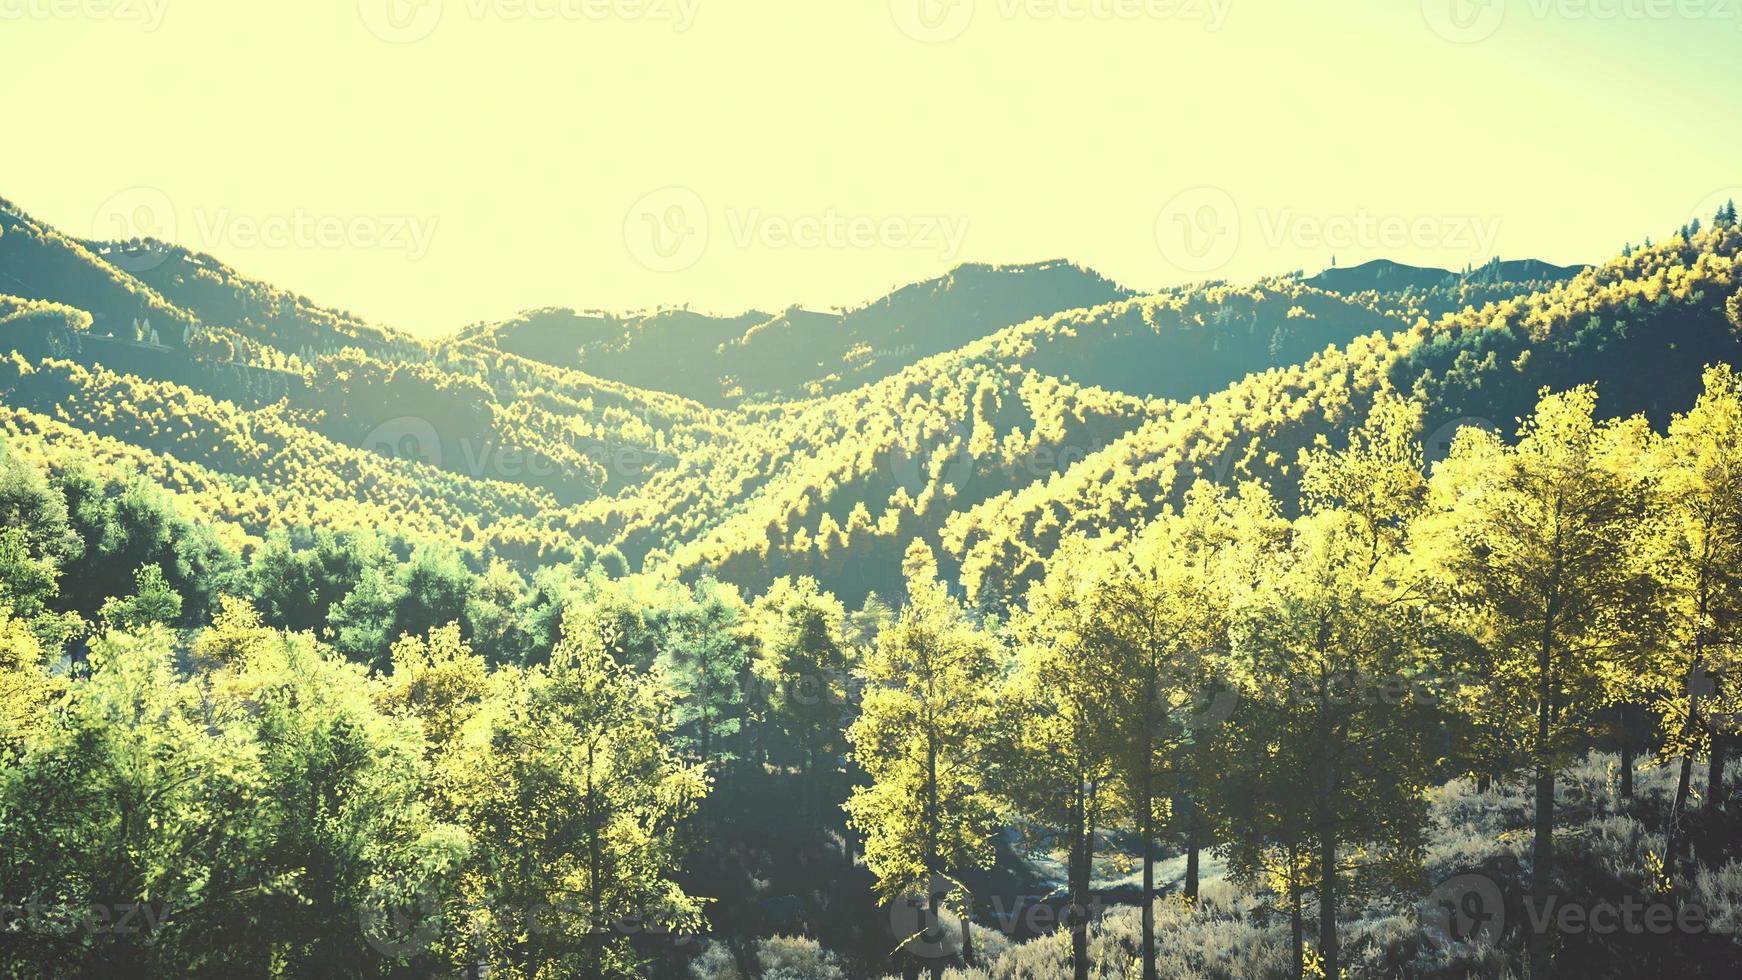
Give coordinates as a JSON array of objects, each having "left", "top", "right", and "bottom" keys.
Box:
[
  {"left": 891, "top": 0, "right": 975, "bottom": 43},
  {"left": 1421, "top": 0, "right": 1504, "bottom": 43},
  {"left": 92, "top": 187, "right": 176, "bottom": 273},
  {"left": 1686, "top": 187, "right": 1742, "bottom": 236},
  {"left": 1425, "top": 872, "right": 1505, "bottom": 946},
  {"left": 360, "top": 0, "right": 443, "bottom": 43},
  {"left": 886, "top": 875, "right": 955, "bottom": 960},
  {"left": 1423, "top": 416, "right": 1499, "bottom": 469},
  {"left": 887, "top": 420, "right": 975, "bottom": 500},
  {"left": 360, "top": 876, "right": 443, "bottom": 957},
  {"left": 363, "top": 416, "right": 444, "bottom": 468},
  {"left": 1154, "top": 186, "right": 1240, "bottom": 276},
  {"left": 624, "top": 186, "right": 709, "bottom": 273}
]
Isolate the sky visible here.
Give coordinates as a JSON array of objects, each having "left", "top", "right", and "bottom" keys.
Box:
[{"left": 3, "top": 0, "right": 1740, "bottom": 335}]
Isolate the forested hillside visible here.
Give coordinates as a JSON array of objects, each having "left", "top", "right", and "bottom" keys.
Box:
[
  {"left": 462, "top": 260, "right": 1131, "bottom": 405},
  {"left": 5, "top": 190, "right": 1742, "bottom": 980}
]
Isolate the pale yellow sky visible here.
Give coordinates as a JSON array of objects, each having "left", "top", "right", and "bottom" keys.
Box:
[{"left": 3, "top": 0, "right": 1738, "bottom": 334}]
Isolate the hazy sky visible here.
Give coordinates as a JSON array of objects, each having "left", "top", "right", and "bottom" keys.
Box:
[{"left": 4, "top": 0, "right": 1739, "bottom": 334}]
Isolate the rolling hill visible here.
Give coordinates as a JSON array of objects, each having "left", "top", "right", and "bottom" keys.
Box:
[{"left": 7, "top": 190, "right": 1733, "bottom": 613}]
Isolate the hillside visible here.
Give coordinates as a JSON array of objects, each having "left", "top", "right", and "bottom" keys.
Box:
[
  {"left": 945, "top": 230, "right": 1741, "bottom": 607},
  {"left": 0, "top": 192, "right": 1653, "bottom": 609},
  {"left": 463, "top": 259, "right": 1132, "bottom": 405},
  {"left": 8, "top": 189, "right": 1742, "bottom": 980}
]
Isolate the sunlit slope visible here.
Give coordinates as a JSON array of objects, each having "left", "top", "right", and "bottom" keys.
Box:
[
  {"left": 945, "top": 231, "right": 1742, "bottom": 608},
  {"left": 557, "top": 266, "right": 1603, "bottom": 603},
  {"left": 588, "top": 279, "right": 1422, "bottom": 601}
]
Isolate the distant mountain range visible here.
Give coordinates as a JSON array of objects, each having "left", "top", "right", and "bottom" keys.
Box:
[
  {"left": 4, "top": 190, "right": 1735, "bottom": 605},
  {"left": 1303, "top": 256, "right": 1588, "bottom": 293}
]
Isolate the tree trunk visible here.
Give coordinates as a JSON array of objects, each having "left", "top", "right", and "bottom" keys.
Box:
[
  {"left": 1708, "top": 733, "right": 1727, "bottom": 813},
  {"left": 1290, "top": 879, "right": 1305, "bottom": 980},
  {"left": 1665, "top": 662, "right": 1703, "bottom": 867},
  {"left": 1619, "top": 703, "right": 1635, "bottom": 800},
  {"left": 1140, "top": 765, "right": 1156, "bottom": 980},
  {"left": 926, "top": 886, "right": 943, "bottom": 980},
  {"left": 960, "top": 906, "right": 975, "bottom": 967},
  {"left": 925, "top": 724, "right": 943, "bottom": 980},
  {"left": 1318, "top": 829, "right": 1338, "bottom": 980},
  {"left": 1668, "top": 750, "right": 1695, "bottom": 862},
  {"left": 1528, "top": 618, "right": 1557, "bottom": 980},
  {"left": 1069, "top": 777, "right": 1089, "bottom": 980},
  {"left": 1184, "top": 807, "right": 1200, "bottom": 903},
  {"left": 1669, "top": 583, "right": 1712, "bottom": 863}
]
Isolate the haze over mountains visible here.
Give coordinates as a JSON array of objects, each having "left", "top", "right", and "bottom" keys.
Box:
[{"left": 2, "top": 190, "right": 1734, "bottom": 611}]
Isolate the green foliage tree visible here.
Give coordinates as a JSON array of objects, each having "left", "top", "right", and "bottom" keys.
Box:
[
  {"left": 844, "top": 542, "right": 1002, "bottom": 979},
  {"left": 752, "top": 576, "right": 855, "bottom": 828},
  {"left": 449, "top": 609, "right": 706, "bottom": 977},
  {"left": 1649, "top": 365, "right": 1742, "bottom": 845},
  {"left": 97, "top": 564, "right": 183, "bottom": 633},
  {"left": 1417, "top": 386, "right": 1660, "bottom": 980}
]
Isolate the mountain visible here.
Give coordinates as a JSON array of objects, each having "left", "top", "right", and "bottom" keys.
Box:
[
  {"left": 12, "top": 187, "right": 1714, "bottom": 612},
  {"left": 1303, "top": 255, "right": 1588, "bottom": 294},
  {"left": 462, "top": 259, "right": 1132, "bottom": 405}
]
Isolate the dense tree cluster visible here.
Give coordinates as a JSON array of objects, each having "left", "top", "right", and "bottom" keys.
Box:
[{"left": 6, "top": 195, "right": 1742, "bottom": 977}]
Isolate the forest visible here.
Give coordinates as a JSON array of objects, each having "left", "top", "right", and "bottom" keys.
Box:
[{"left": 2, "top": 193, "right": 1742, "bottom": 979}]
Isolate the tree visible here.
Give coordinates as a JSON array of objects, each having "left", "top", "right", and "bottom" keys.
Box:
[
  {"left": 1068, "top": 479, "right": 1272, "bottom": 980},
  {"left": 1416, "top": 385, "right": 1659, "bottom": 980},
  {"left": 658, "top": 578, "right": 756, "bottom": 796},
  {"left": 844, "top": 542, "right": 1002, "bottom": 980},
  {"left": 1223, "top": 394, "right": 1440, "bottom": 980},
  {"left": 0, "top": 607, "right": 61, "bottom": 753},
  {"left": 248, "top": 528, "right": 370, "bottom": 634},
  {"left": 753, "top": 576, "right": 855, "bottom": 828},
  {"left": 464, "top": 559, "right": 532, "bottom": 667},
  {"left": 450, "top": 607, "right": 706, "bottom": 977},
  {"left": 0, "top": 626, "right": 259, "bottom": 976},
  {"left": 1650, "top": 365, "right": 1742, "bottom": 844},
  {"left": 1001, "top": 538, "right": 1120, "bottom": 980},
  {"left": 97, "top": 564, "right": 183, "bottom": 633},
  {"left": 53, "top": 468, "right": 237, "bottom": 626}
]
